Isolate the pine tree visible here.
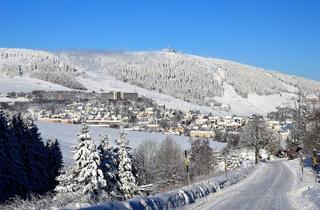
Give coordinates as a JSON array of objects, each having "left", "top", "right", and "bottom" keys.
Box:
[
  {"left": 115, "top": 131, "right": 138, "bottom": 200},
  {"left": 97, "top": 132, "right": 118, "bottom": 197},
  {"left": 11, "top": 115, "right": 50, "bottom": 195},
  {"left": 26, "top": 121, "right": 50, "bottom": 194},
  {"left": 73, "top": 123, "right": 106, "bottom": 198},
  {"left": 55, "top": 166, "right": 78, "bottom": 195},
  {"left": 46, "top": 138, "right": 63, "bottom": 191},
  {"left": 0, "top": 111, "right": 26, "bottom": 202}
]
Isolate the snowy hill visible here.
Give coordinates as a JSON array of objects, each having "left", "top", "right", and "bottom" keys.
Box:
[
  {"left": 0, "top": 48, "right": 86, "bottom": 90},
  {"left": 1, "top": 48, "right": 320, "bottom": 116}
]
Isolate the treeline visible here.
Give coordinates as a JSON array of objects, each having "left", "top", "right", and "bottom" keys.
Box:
[{"left": 0, "top": 111, "right": 63, "bottom": 203}]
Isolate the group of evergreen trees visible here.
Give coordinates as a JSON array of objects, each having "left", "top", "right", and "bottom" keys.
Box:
[
  {"left": 0, "top": 111, "right": 63, "bottom": 203},
  {"left": 55, "top": 124, "right": 139, "bottom": 200}
]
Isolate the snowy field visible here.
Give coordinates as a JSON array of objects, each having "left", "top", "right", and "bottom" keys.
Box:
[
  {"left": 35, "top": 121, "right": 226, "bottom": 164},
  {"left": 0, "top": 76, "right": 69, "bottom": 94}
]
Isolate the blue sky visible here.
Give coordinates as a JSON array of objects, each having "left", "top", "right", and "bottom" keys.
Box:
[{"left": 0, "top": 0, "right": 319, "bottom": 81}]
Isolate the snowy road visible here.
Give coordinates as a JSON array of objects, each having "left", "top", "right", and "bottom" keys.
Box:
[{"left": 186, "top": 160, "right": 297, "bottom": 210}]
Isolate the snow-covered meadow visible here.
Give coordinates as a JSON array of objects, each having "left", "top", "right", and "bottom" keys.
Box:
[{"left": 35, "top": 121, "right": 226, "bottom": 164}]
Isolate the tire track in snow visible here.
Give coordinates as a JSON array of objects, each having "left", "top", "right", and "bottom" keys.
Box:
[{"left": 185, "top": 160, "right": 296, "bottom": 210}]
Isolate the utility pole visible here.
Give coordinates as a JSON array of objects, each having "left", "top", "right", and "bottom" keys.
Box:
[{"left": 184, "top": 150, "right": 191, "bottom": 185}]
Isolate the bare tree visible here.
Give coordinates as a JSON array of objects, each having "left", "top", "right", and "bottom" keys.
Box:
[
  {"left": 289, "top": 93, "right": 311, "bottom": 148},
  {"left": 304, "top": 109, "right": 320, "bottom": 153},
  {"left": 240, "top": 116, "right": 270, "bottom": 164},
  {"left": 265, "top": 129, "right": 281, "bottom": 157},
  {"left": 133, "top": 139, "right": 158, "bottom": 185},
  {"left": 154, "top": 137, "right": 184, "bottom": 183},
  {"left": 189, "top": 138, "right": 213, "bottom": 176}
]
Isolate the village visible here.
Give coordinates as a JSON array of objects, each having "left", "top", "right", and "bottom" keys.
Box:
[{"left": 8, "top": 90, "right": 294, "bottom": 143}]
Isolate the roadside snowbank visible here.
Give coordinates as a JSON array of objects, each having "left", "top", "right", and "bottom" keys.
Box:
[
  {"left": 286, "top": 159, "right": 320, "bottom": 210},
  {"left": 80, "top": 166, "right": 255, "bottom": 210}
]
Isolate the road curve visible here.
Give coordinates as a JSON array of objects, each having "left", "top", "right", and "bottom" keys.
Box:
[{"left": 185, "top": 160, "right": 296, "bottom": 210}]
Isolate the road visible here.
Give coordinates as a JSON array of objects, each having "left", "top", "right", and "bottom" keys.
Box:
[{"left": 185, "top": 160, "right": 297, "bottom": 210}]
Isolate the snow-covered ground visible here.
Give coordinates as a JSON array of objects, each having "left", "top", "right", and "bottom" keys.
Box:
[
  {"left": 187, "top": 160, "right": 295, "bottom": 210},
  {"left": 187, "top": 159, "right": 320, "bottom": 210},
  {"left": 214, "top": 83, "right": 296, "bottom": 116},
  {"left": 286, "top": 158, "right": 320, "bottom": 210},
  {"left": 0, "top": 96, "right": 29, "bottom": 103},
  {"left": 35, "top": 121, "right": 226, "bottom": 164},
  {"left": 0, "top": 76, "right": 69, "bottom": 94}
]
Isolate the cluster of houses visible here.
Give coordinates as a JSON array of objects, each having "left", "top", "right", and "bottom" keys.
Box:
[{"left": 31, "top": 90, "right": 302, "bottom": 141}]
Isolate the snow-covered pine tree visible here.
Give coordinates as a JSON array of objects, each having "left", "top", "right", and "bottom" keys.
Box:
[
  {"left": 73, "top": 123, "right": 106, "bottom": 198},
  {"left": 115, "top": 131, "right": 139, "bottom": 200},
  {"left": 97, "top": 132, "right": 118, "bottom": 197},
  {"left": 46, "top": 138, "right": 63, "bottom": 191},
  {"left": 55, "top": 166, "right": 78, "bottom": 195}
]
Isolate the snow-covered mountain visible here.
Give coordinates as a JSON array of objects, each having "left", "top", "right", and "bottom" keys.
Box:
[{"left": 1, "top": 48, "right": 319, "bottom": 116}]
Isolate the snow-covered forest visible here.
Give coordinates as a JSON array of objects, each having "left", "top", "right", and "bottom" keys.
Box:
[
  {"left": 1, "top": 48, "right": 320, "bottom": 116},
  {"left": 0, "top": 48, "right": 86, "bottom": 90},
  {"left": 60, "top": 50, "right": 320, "bottom": 100}
]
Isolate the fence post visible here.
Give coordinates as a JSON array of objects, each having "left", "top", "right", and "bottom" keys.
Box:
[{"left": 184, "top": 150, "right": 191, "bottom": 185}]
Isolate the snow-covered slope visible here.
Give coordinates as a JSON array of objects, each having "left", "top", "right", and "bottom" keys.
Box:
[
  {"left": 1, "top": 48, "right": 320, "bottom": 116},
  {"left": 0, "top": 48, "right": 86, "bottom": 90}
]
